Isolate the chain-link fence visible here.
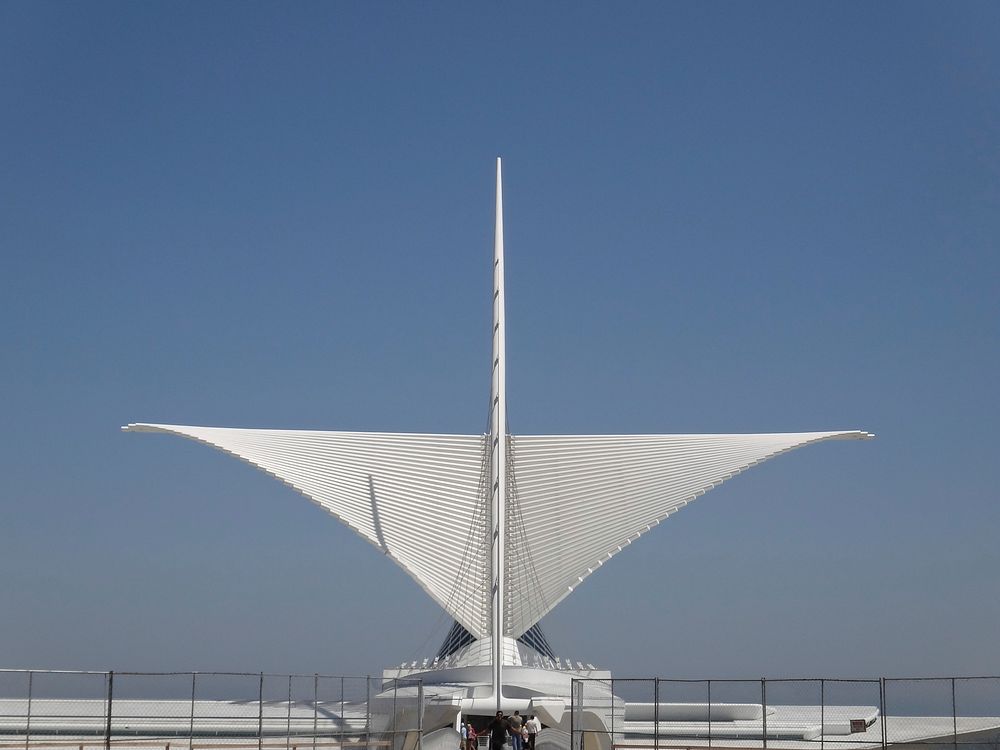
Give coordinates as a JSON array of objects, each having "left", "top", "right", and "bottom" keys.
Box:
[
  {"left": 570, "top": 677, "right": 1000, "bottom": 750},
  {"left": 0, "top": 671, "right": 423, "bottom": 750}
]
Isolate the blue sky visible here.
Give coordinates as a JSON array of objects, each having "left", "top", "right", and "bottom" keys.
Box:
[{"left": 1, "top": 1, "right": 998, "bottom": 679}]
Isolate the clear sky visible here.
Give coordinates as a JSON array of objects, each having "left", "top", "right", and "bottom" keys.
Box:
[{"left": 1, "top": 1, "right": 998, "bottom": 680}]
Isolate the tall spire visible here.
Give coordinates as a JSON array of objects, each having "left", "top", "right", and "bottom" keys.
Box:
[{"left": 489, "top": 156, "right": 507, "bottom": 708}]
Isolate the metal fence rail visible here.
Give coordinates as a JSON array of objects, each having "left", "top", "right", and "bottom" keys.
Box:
[
  {"left": 0, "top": 671, "right": 423, "bottom": 750},
  {"left": 4, "top": 670, "right": 999, "bottom": 750},
  {"left": 570, "top": 676, "right": 1000, "bottom": 750}
]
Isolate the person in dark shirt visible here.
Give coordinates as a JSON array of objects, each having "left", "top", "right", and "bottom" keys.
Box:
[{"left": 486, "top": 711, "right": 509, "bottom": 750}]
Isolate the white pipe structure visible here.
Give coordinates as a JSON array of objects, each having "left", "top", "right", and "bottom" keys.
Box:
[{"left": 489, "top": 157, "right": 507, "bottom": 710}]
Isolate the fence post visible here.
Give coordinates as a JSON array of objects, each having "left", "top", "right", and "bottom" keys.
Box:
[
  {"left": 951, "top": 678, "right": 957, "bottom": 750},
  {"left": 258, "top": 673, "right": 264, "bottom": 750},
  {"left": 392, "top": 679, "right": 398, "bottom": 746},
  {"left": 761, "top": 679, "right": 767, "bottom": 750},
  {"left": 365, "top": 677, "right": 371, "bottom": 750},
  {"left": 24, "top": 671, "right": 33, "bottom": 750},
  {"left": 417, "top": 681, "right": 424, "bottom": 750},
  {"left": 105, "top": 671, "right": 114, "bottom": 750},
  {"left": 820, "top": 679, "right": 825, "bottom": 750},
  {"left": 189, "top": 673, "right": 197, "bottom": 750},
  {"left": 879, "top": 679, "right": 887, "bottom": 750},
  {"left": 313, "top": 675, "right": 318, "bottom": 750},
  {"left": 341, "top": 677, "right": 346, "bottom": 750},
  {"left": 653, "top": 679, "right": 659, "bottom": 750},
  {"left": 569, "top": 679, "right": 575, "bottom": 750},
  {"left": 286, "top": 676, "right": 292, "bottom": 750},
  {"left": 610, "top": 678, "right": 615, "bottom": 742},
  {"left": 707, "top": 680, "right": 712, "bottom": 750}
]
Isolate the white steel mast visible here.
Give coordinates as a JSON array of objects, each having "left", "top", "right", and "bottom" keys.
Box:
[{"left": 489, "top": 156, "right": 507, "bottom": 709}]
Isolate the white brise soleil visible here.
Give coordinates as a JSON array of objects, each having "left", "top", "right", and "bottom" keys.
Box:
[{"left": 124, "top": 159, "right": 873, "bottom": 702}]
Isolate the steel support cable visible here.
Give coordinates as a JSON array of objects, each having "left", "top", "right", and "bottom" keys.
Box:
[
  {"left": 482, "top": 403, "right": 554, "bottom": 659},
  {"left": 410, "top": 435, "right": 492, "bottom": 665},
  {"left": 505, "top": 440, "right": 549, "bottom": 644},
  {"left": 505, "top": 414, "right": 550, "bottom": 643},
  {"left": 417, "top": 401, "right": 494, "bottom": 664},
  {"left": 441, "top": 430, "right": 492, "bottom": 636}
]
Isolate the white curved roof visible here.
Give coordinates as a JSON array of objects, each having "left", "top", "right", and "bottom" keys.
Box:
[{"left": 123, "top": 423, "right": 871, "bottom": 639}]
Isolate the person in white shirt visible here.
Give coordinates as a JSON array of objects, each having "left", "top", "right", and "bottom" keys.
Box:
[{"left": 525, "top": 716, "right": 541, "bottom": 750}]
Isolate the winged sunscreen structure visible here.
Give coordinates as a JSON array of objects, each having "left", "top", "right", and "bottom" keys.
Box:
[{"left": 124, "top": 159, "right": 872, "bottom": 718}]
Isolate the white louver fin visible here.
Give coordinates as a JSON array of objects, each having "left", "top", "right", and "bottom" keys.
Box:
[
  {"left": 123, "top": 423, "right": 491, "bottom": 638},
  {"left": 504, "top": 430, "right": 873, "bottom": 638}
]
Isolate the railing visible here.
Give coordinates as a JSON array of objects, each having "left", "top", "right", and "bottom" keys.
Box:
[
  {"left": 5, "top": 669, "right": 998, "bottom": 750},
  {"left": 0, "top": 671, "right": 424, "bottom": 750},
  {"left": 569, "top": 677, "right": 1000, "bottom": 750}
]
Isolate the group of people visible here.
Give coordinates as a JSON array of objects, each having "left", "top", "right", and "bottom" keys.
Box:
[{"left": 461, "top": 712, "right": 541, "bottom": 750}]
